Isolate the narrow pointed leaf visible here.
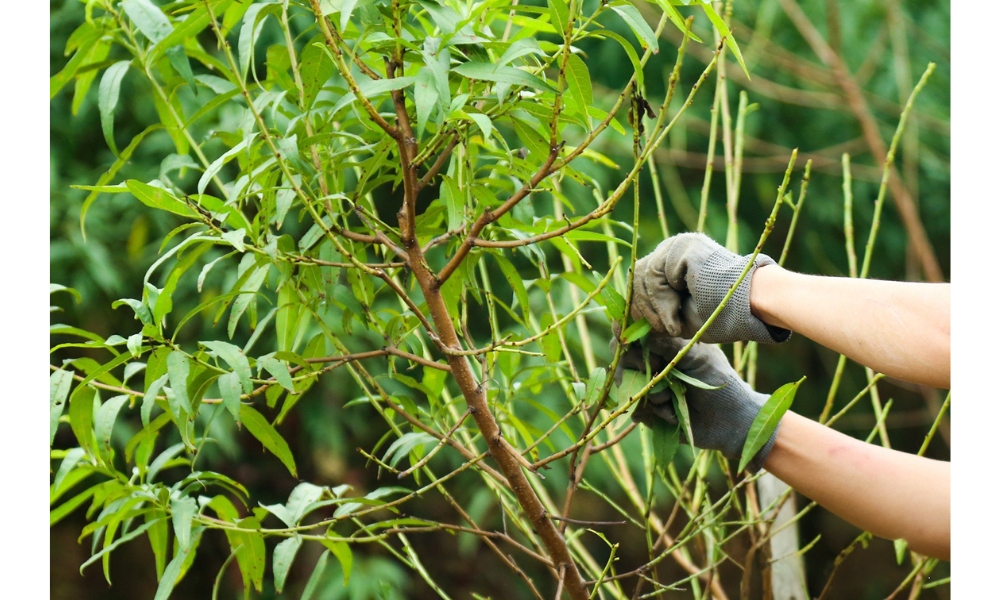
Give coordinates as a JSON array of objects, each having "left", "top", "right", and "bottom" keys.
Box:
[
  {"left": 50, "top": 369, "right": 74, "bottom": 445},
  {"left": 257, "top": 354, "right": 295, "bottom": 392},
  {"left": 98, "top": 61, "right": 130, "bottom": 156},
  {"left": 172, "top": 497, "right": 198, "bottom": 553},
  {"left": 320, "top": 539, "right": 353, "bottom": 585},
  {"left": 240, "top": 405, "right": 297, "bottom": 477},
  {"left": 217, "top": 372, "right": 243, "bottom": 425},
  {"left": 273, "top": 535, "right": 302, "bottom": 593},
  {"left": 651, "top": 418, "right": 680, "bottom": 472},
  {"left": 166, "top": 351, "right": 192, "bottom": 415},
  {"left": 201, "top": 340, "right": 253, "bottom": 394},
  {"left": 610, "top": 5, "right": 659, "bottom": 53},
  {"left": 739, "top": 377, "right": 805, "bottom": 471}
]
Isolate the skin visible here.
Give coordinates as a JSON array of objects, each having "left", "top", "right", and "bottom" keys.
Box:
[
  {"left": 764, "top": 412, "right": 950, "bottom": 559},
  {"left": 749, "top": 264, "right": 951, "bottom": 560},
  {"left": 750, "top": 265, "right": 950, "bottom": 389}
]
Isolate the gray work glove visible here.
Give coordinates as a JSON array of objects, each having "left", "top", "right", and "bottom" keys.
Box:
[
  {"left": 631, "top": 232, "right": 791, "bottom": 344},
  {"left": 613, "top": 333, "right": 779, "bottom": 473}
]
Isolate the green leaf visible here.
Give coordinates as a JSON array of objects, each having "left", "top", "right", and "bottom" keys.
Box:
[
  {"left": 414, "top": 68, "right": 439, "bottom": 138},
  {"left": 550, "top": 0, "right": 571, "bottom": 35},
  {"left": 172, "top": 496, "right": 198, "bottom": 553},
  {"left": 122, "top": 0, "right": 172, "bottom": 44},
  {"left": 320, "top": 539, "right": 354, "bottom": 585},
  {"left": 671, "top": 369, "right": 724, "bottom": 390},
  {"left": 301, "top": 551, "right": 330, "bottom": 600},
  {"left": 601, "top": 283, "right": 626, "bottom": 321},
  {"left": 440, "top": 175, "right": 464, "bottom": 232},
  {"left": 201, "top": 341, "right": 253, "bottom": 394},
  {"left": 153, "top": 549, "right": 184, "bottom": 600},
  {"left": 286, "top": 482, "right": 325, "bottom": 523},
  {"left": 621, "top": 318, "right": 651, "bottom": 344},
  {"left": 492, "top": 252, "right": 530, "bottom": 322},
  {"left": 69, "top": 385, "right": 98, "bottom": 459},
  {"left": 52, "top": 447, "right": 87, "bottom": 496},
  {"left": 698, "top": 0, "right": 749, "bottom": 78},
  {"left": 50, "top": 483, "right": 99, "bottom": 527},
  {"left": 615, "top": 369, "right": 649, "bottom": 406},
  {"left": 217, "top": 372, "right": 243, "bottom": 425},
  {"left": 51, "top": 24, "right": 103, "bottom": 99},
  {"left": 147, "top": 0, "right": 236, "bottom": 63},
  {"left": 50, "top": 369, "right": 74, "bottom": 445},
  {"left": 95, "top": 395, "right": 130, "bottom": 462},
  {"left": 652, "top": 0, "right": 703, "bottom": 43},
  {"left": 739, "top": 377, "right": 805, "bottom": 472},
  {"left": 669, "top": 380, "right": 695, "bottom": 448},
  {"left": 147, "top": 509, "right": 169, "bottom": 579},
  {"left": 142, "top": 374, "right": 168, "bottom": 427},
  {"left": 79, "top": 517, "right": 159, "bottom": 576},
  {"left": 125, "top": 180, "right": 196, "bottom": 219},
  {"left": 452, "top": 61, "right": 556, "bottom": 93},
  {"left": 422, "top": 42, "right": 451, "bottom": 121},
  {"left": 166, "top": 46, "right": 197, "bottom": 94},
  {"left": 240, "top": 405, "right": 298, "bottom": 477},
  {"left": 228, "top": 263, "right": 269, "bottom": 339},
  {"left": 273, "top": 535, "right": 302, "bottom": 594},
  {"left": 166, "top": 351, "right": 192, "bottom": 416},
  {"left": 97, "top": 61, "right": 130, "bottom": 156},
  {"left": 383, "top": 432, "right": 436, "bottom": 468},
  {"left": 583, "top": 368, "right": 607, "bottom": 405},
  {"left": 331, "top": 76, "right": 418, "bottom": 116},
  {"left": 257, "top": 354, "right": 295, "bottom": 392},
  {"left": 147, "top": 442, "right": 187, "bottom": 483},
  {"left": 563, "top": 53, "right": 592, "bottom": 117},
  {"left": 465, "top": 112, "right": 493, "bottom": 141},
  {"left": 497, "top": 38, "right": 545, "bottom": 67},
  {"left": 221, "top": 228, "right": 246, "bottom": 252},
  {"left": 238, "top": 2, "right": 280, "bottom": 82},
  {"left": 113, "top": 297, "right": 153, "bottom": 326},
  {"left": 197, "top": 134, "right": 258, "bottom": 196},
  {"left": 610, "top": 4, "right": 659, "bottom": 54},
  {"left": 651, "top": 418, "right": 680, "bottom": 473},
  {"left": 226, "top": 516, "right": 266, "bottom": 593},
  {"left": 299, "top": 36, "right": 335, "bottom": 108}
]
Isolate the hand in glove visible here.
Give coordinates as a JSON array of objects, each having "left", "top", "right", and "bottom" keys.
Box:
[
  {"left": 631, "top": 232, "right": 791, "bottom": 344},
  {"left": 614, "top": 333, "right": 779, "bottom": 473}
]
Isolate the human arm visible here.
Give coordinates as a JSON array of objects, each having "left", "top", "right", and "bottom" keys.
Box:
[
  {"left": 764, "top": 411, "right": 950, "bottom": 560},
  {"left": 749, "top": 265, "right": 950, "bottom": 388},
  {"left": 631, "top": 232, "right": 950, "bottom": 388},
  {"left": 616, "top": 334, "right": 951, "bottom": 561}
]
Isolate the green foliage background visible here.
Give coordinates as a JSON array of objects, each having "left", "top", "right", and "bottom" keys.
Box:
[{"left": 51, "top": 0, "right": 950, "bottom": 598}]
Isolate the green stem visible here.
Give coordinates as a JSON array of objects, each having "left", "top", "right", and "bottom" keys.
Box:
[{"left": 917, "top": 391, "right": 950, "bottom": 457}]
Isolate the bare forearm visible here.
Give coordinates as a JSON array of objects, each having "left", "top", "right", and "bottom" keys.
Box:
[
  {"left": 750, "top": 266, "right": 950, "bottom": 388},
  {"left": 764, "top": 412, "right": 950, "bottom": 559}
]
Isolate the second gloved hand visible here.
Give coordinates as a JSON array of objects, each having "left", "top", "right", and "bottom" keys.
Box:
[
  {"left": 614, "top": 333, "right": 779, "bottom": 473},
  {"left": 631, "top": 232, "right": 791, "bottom": 344}
]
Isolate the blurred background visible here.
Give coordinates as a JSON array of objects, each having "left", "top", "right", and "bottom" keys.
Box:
[{"left": 51, "top": 0, "right": 950, "bottom": 598}]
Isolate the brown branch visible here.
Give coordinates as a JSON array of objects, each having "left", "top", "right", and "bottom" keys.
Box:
[
  {"left": 390, "top": 82, "right": 590, "bottom": 600},
  {"left": 330, "top": 222, "right": 380, "bottom": 245},
  {"left": 305, "top": 347, "right": 450, "bottom": 372},
  {"left": 590, "top": 422, "right": 637, "bottom": 454},
  {"left": 417, "top": 136, "right": 460, "bottom": 191},
  {"left": 309, "top": 0, "right": 398, "bottom": 137},
  {"left": 286, "top": 255, "right": 405, "bottom": 269},
  {"left": 548, "top": 515, "right": 626, "bottom": 527},
  {"left": 775, "top": 0, "right": 942, "bottom": 282},
  {"left": 436, "top": 145, "right": 560, "bottom": 285},
  {"left": 440, "top": 494, "right": 548, "bottom": 600}
]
